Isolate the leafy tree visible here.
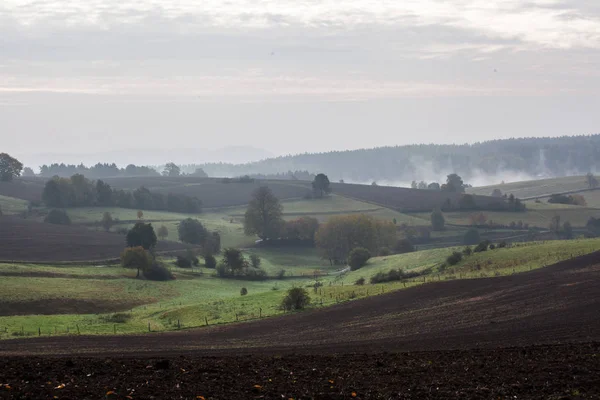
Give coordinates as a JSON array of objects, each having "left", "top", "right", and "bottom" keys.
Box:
[
  {"left": 191, "top": 167, "right": 208, "bottom": 177},
  {"left": 281, "top": 216, "right": 320, "bottom": 241},
  {"left": 222, "top": 248, "right": 247, "bottom": 271},
  {"left": 162, "top": 162, "right": 181, "bottom": 177},
  {"left": 491, "top": 188, "right": 503, "bottom": 198},
  {"left": 315, "top": 214, "right": 396, "bottom": 264},
  {"left": 394, "top": 239, "right": 415, "bottom": 254},
  {"left": 137, "top": 210, "right": 144, "bottom": 220},
  {"left": 281, "top": 287, "right": 311, "bottom": 311},
  {"left": 121, "top": 246, "right": 153, "bottom": 278},
  {"left": 249, "top": 254, "right": 261, "bottom": 269},
  {"left": 244, "top": 186, "right": 284, "bottom": 240},
  {"left": 21, "top": 167, "right": 35, "bottom": 177},
  {"left": 463, "top": 228, "right": 481, "bottom": 245},
  {"left": 549, "top": 215, "right": 561, "bottom": 233},
  {"left": 96, "top": 180, "right": 113, "bottom": 206},
  {"left": 178, "top": 218, "right": 208, "bottom": 245},
  {"left": 0, "top": 153, "right": 23, "bottom": 182},
  {"left": 446, "top": 251, "right": 463, "bottom": 266},
  {"left": 427, "top": 182, "right": 441, "bottom": 191},
  {"left": 411, "top": 180, "right": 418, "bottom": 189},
  {"left": 101, "top": 212, "right": 114, "bottom": 232},
  {"left": 204, "top": 254, "right": 217, "bottom": 269},
  {"left": 157, "top": 225, "right": 169, "bottom": 241},
  {"left": 586, "top": 172, "right": 598, "bottom": 189},
  {"left": 44, "top": 209, "right": 71, "bottom": 225},
  {"left": 430, "top": 209, "right": 445, "bottom": 231},
  {"left": 126, "top": 222, "right": 157, "bottom": 250},
  {"left": 348, "top": 247, "right": 371, "bottom": 270},
  {"left": 312, "top": 173, "right": 331, "bottom": 197},
  {"left": 442, "top": 173, "right": 465, "bottom": 193},
  {"left": 418, "top": 181, "right": 428, "bottom": 190}
]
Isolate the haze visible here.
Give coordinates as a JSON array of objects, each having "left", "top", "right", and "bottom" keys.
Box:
[{"left": 2, "top": 0, "right": 600, "bottom": 167}]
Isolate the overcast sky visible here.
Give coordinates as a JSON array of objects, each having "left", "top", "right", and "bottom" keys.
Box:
[{"left": 1, "top": 0, "right": 600, "bottom": 166}]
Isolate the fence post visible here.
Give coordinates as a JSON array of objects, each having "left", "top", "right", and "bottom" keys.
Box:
[
  {"left": 148, "top": 322, "right": 151, "bottom": 332},
  {"left": 259, "top": 308, "right": 262, "bottom": 318},
  {"left": 76, "top": 325, "right": 80, "bottom": 335},
  {"left": 178, "top": 319, "right": 181, "bottom": 329},
  {"left": 38, "top": 327, "right": 41, "bottom": 336},
  {"left": 205, "top": 317, "right": 208, "bottom": 326},
  {"left": 235, "top": 313, "right": 238, "bottom": 322}
]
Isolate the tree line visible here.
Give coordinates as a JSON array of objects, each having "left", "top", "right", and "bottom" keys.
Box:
[{"left": 42, "top": 174, "right": 202, "bottom": 213}]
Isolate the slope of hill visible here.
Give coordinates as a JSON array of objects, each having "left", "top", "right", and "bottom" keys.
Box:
[
  {"left": 2, "top": 250, "right": 599, "bottom": 356},
  {"left": 467, "top": 175, "right": 593, "bottom": 199}
]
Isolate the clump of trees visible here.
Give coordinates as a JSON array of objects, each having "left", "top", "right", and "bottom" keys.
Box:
[
  {"left": 314, "top": 214, "right": 396, "bottom": 265},
  {"left": 44, "top": 209, "right": 71, "bottom": 225},
  {"left": 370, "top": 268, "right": 428, "bottom": 284},
  {"left": 126, "top": 222, "right": 157, "bottom": 250},
  {"left": 463, "top": 228, "right": 481, "bottom": 245},
  {"left": 548, "top": 194, "right": 586, "bottom": 206},
  {"left": 42, "top": 174, "right": 202, "bottom": 213},
  {"left": 281, "top": 287, "right": 311, "bottom": 311},
  {"left": 215, "top": 248, "right": 267, "bottom": 280},
  {"left": 430, "top": 209, "right": 445, "bottom": 231},
  {"left": 586, "top": 172, "right": 598, "bottom": 189},
  {"left": 0, "top": 153, "right": 23, "bottom": 182},
  {"left": 178, "top": 218, "right": 221, "bottom": 254},
  {"left": 39, "top": 163, "right": 159, "bottom": 178}
]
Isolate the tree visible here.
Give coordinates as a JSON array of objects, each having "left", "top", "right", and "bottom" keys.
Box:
[
  {"left": 491, "top": 188, "right": 503, "bottom": 198},
  {"left": 281, "top": 287, "right": 311, "bottom": 311},
  {"left": 586, "top": 172, "right": 598, "bottom": 189},
  {"left": 312, "top": 173, "right": 331, "bottom": 197},
  {"left": 458, "top": 194, "right": 477, "bottom": 210},
  {"left": 418, "top": 181, "right": 428, "bottom": 190},
  {"left": 244, "top": 186, "right": 283, "bottom": 240},
  {"left": 162, "top": 162, "right": 181, "bottom": 177},
  {"left": 204, "top": 254, "right": 217, "bottom": 269},
  {"left": 121, "top": 246, "right": 153, "bottom": 278},
  {"left": 191, "top": 167, "right": 208, "bottom": 177},
  {"left": 463, "top": 228, "right": 481, "bottom": 245},
  {"left": 427, "top": 182, "right": 441, "bottom": 191},
  {"left": 21, "top": 167, "right": 35, "bottom": 177},
  {"left": 157, "top": 225, "right": 169, "bottom": 241},
  {"left": 44, "top": 209, "right": 71, "bottom": 225},
  {"left": 0, "top": 153, "right": 23, "bottom": 182},
  {"left": 549, "top": 215, "right": 561, "bottom": 233},
  {"left": 137, "top": 210, "right": 144, "bottom": 220},
  {"left": 101, "top": 212, "right": 114, "bottom": 232},
  {"left": 178, "top": 218, "right": 208, "bottom": 245},
  {"left": 394, "top": 239, "right": 415, "bottom": 254},
  {"left": 249, "top": 254, "right": 261, "bottom": 269},
  {"left": 126, "top": 222, "right": 157, "bottom": 250},
  {"left": 222, "top": 248, "right": 247, "bottom": 271},
  {"left": 348, "top": 248, "right": 371, "bottom": 270},
  {"left": 430, "top": 209, "right": 445, "bottom": 231},
  {"left": 563, "top": 221, "right": 573, "bottom": 239},
  {"left": 411, "top": 180, "right": 418, "bottom": 189},
  {"left": 96, "top": 180, "right": 113, "bottom": 206},
  {"left": 442, "top": 173, "right": 465, "bottom": 193}
]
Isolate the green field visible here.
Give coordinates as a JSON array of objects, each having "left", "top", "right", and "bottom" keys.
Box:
[
  {"left": 2, "top": 238, "right": 599, "bottom": 339},
  {"left": 467, "top": 175, "right": 592, "bottom": 199},
  {"left": 0, "top": 195, "right": 28, "bottom": 215}
]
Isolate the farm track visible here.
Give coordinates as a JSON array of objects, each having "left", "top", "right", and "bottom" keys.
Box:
[{"left": 2, "top": 253, "right": 600, "bottom": 398}]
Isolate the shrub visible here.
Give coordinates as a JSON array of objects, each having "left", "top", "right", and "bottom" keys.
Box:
[
  {"left": 430, "top": 209, "right": 445, "bottom": 231},
  {"left": 101, "top": 313, "right": 132, "bottom": 324},
  {"left": 126, "top": 222, "right": 157, "bottom": 250},
  {"left": 446, "top": 251, "right": 463, "bottom": 266},
  {"left": 240, "top": 287, "right": 248, "bottom": 296},
  {"left": 378, "top": 247, "right": 392, "bottom": 257},
  {"left": 175, "top": 256, "right": 192, "bottom": 268},
  {"left": 204, "top": 254, "right": 217, "bottom": 269},
  {"left": 44, "top": 209, "right": 71, "bottom": 225},
  {"left": 348, "top": 247, "right": 371, "bottom": 271},
  {"left": 355, "top": 277, "right": 365, "bottom": 285},
  {"left": 463, "top": 228, "right": 481, "bottom": 245},
  {"left": 276, "top": 269, "right": 286, "bottom": 279},
  {"left": 144, "top": 262, "right": 174, "bottom": 281},
  {"left": 462, "top": 246, "right": 473, "bottom": 256},
  {"left": 249, "top": 254, "right": 261, "bottom": 269},
  {"left": 370, "top": 268, "right": 429, "bottom": 284},
  {"left": 394, "top": 239, "right": 415, "bottom": 254},
  {"left": 498, "top": 241, "right": 508, "bottom": 248},
  {"left": 489, "top": 243, "right": 496, "bottom": 250},
  {"left": 281, "top": 287, "right": 311, "bottom": 311},
  {"left": 474, "top": 240, "right": 490, "bottom": 253}
]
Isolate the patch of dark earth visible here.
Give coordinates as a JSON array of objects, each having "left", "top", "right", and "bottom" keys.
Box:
[{"left": 1, "top": 342, "right": 599, "bottom": 399}]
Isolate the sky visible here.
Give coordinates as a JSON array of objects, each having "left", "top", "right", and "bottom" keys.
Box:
[{"left": 1, "top": 0, "right": 600, "bottom": 167}]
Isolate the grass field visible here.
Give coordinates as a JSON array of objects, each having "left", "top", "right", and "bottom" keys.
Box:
[
  {"left": 0, "top": 195, "right": 28, "bottom": 215},
  {"left": 467, "top": 175, "right": 592, "bottom": 199},
  {"left": 2, "top": 238, "right": 599, "bottom": 339}
]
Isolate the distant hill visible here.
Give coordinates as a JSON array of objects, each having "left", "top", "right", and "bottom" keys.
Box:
[{"left": 194, "top": 135, "right": 600, "bottom": 185}]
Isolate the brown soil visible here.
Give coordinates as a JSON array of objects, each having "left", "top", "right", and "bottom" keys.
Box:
[
  {"left": 0, "top": 216, "right": 186, "bottom": 262},
  {"left": 2, "top": 252, "right": 600, "bottom": 398}
]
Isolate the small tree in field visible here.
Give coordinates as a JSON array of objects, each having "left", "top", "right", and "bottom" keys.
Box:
[
  {"left": 240, "top": 287, "right": 248, "bottom": 296},
  {"left": 157, "top": 225, "right": 169, "bottom": 241},
  {"left": 137, "top": 210, "right": 144, "bottom": 220},
  {"left": 348, "top": 247, "right": 371, "bottom": 271},
  {"left": 44, "top": 209, "right": 71, "bottom": 225},
  {"left": 126, "top": 222, "right": 157, "bottom": 250},
  {"left": 204, "top": 254, "right": 217, "bottom": 269},
  {"left": 311, "top": 173, "right": 331, "bottom": 198},
  {"left": 281, "top": 287, "right": 311, "bottom": 311},
  {"left": 121, "top": 246, "right": 153, "bottom": 278},
  {"left": 430, "top": 209, "right": 445, "bottom": 231},
  {"left": 101, "top": 212, "right": 114, "bottom": 232}
]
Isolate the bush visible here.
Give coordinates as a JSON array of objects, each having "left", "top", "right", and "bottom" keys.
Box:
[
  {"left": 144, "top": 262, "right": 174, "bottom": 281},
  {"left": 463, "top": 228, "right": 481, "bottom": 245},
  {"left": 276, "top": 269, "right": 286, "bottom": 279},
  {"left": 44, "top": 209, "right": 71, "bottom": 225},
  {"left": 378, "top": 247, "right": 392, "bottom": 257},
  {"left": 489, "top": 243, "right": 496, "bottom": 250},
  {"left": 462, "top": 246, "right": 473, "bottom": 256},
  {"left": 370, "top": 268, "right": 429, "bottom": 284},
  {"left": 204, "top": 254, "right": 217, "bottom": 269},
  {"left": 240, "top": 287, "right": 248, "bottom": 296},
  {"left": 348, "top": 247, "right": 371, "bottom": 271},
  {"left": 498, "top": 241, "right": 508, "bottom": 248},
  {"left": 249, "top": 254, "right": 261, "bottom": 269},
  {"left": 394, "top": 239, "right": 415, "bottom": 254},
  {"left": 121, "top": 246, "right": 153, "bottom": 278},
  {"left": 281, "top": 287, "right": 311, "bottom": 311},
  {"left": 126, "top": 222, "right": 157, "bottom": 250},
  {"left": 101, "top": 313, "right": 132, "bottom": 324},
  {"left": 355, "top": 277, "right": 365, "bottom": 285},
  {"left": 430, "top": 209, "right": 445, "bottom": 231},
  {"left": 446, "top": 251, "right": 463, "bottom": 266},
  {"left": 175, "top": 256, "right": 192, "bottom": 268},
  {"left": 474, "top": 240, "right": 491, "bottom": 253}
]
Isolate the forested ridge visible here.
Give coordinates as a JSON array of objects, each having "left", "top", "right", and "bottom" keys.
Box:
[{"left": 196, "top": 135, "right": 600, "bottom": 182}]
